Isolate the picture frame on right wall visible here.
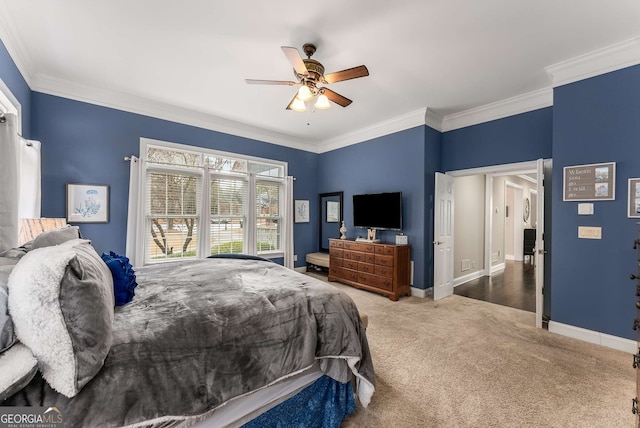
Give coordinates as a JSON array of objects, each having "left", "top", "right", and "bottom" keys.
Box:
[{"left": 628, "top": 178, "right": 640, "bottom": 218}]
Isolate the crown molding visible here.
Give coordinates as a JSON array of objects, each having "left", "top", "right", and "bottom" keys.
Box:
[
  {"left": 0, "top": 11, "right": 35, "bottom": 86},
  {"left": 441, "top": 88, "right": 553, "bottom": 132},
  {"left": 316, "top": 108, "right": 429, "bottom": 153},
  {"left": 31, "top": 73, "right": 317, "bottom": 152},
  {"left": 545, "top": 36, "right": 640, "bottom": 88},
  {"left": 424, "top": 108, "right": 443, "bottom": 132}
]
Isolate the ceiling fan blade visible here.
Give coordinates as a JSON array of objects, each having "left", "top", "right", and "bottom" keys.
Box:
[
  {"left": 245, "top": 79, "right": 297, "bottom": 85},
  {"left": 322, "top": 88, "right": 352, "bottom": 107},
  {"left": 281, "top": 46, "right": 308, "bottom": 76},
  {"left": 324, "top": 65, "right": 369, "bottom": 84}
]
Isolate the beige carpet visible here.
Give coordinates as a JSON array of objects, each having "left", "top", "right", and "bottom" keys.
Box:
[{"left": 306, "top": 273, "right": 636, "bottom": 427}]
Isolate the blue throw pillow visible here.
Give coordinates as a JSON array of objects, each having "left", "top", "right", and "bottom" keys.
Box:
[{"left": 101, "top": 251, "right": 137, "bottom": 306}]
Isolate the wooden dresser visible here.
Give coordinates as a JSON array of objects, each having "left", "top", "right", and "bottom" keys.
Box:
[{"left": 328, "top": 238, "right": 411, "bottom": 301}]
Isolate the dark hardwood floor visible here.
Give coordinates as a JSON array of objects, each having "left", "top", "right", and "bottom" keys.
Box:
[{"left": 454, "top": 260, "right": 536, "bottom": 312}]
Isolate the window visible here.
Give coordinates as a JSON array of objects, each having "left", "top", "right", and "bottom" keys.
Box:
[
  {"left": 256, "top": 180, "right": 283, "bottom": 252},
  {"left": 146, "top": 171, "right": 200, "bottom": 261},
  {"left": 139, "top": 139, "right": 288, "bottom": 264}
]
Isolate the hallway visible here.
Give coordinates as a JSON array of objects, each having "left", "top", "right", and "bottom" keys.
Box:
[{"left": 453, "top": 260, "right": 536, "bottom": 312}]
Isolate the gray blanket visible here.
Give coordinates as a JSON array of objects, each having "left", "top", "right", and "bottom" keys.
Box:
[{"left": 7, "top": 258, "right": 375, "bottom": 427}]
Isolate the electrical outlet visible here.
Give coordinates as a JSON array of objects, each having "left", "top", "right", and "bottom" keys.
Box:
[
  {"left": 294, "top": 254, "right": 298, "bottom": 261},
  {"left": 472, "top": 260, "right": 475, "bottom": 268}
]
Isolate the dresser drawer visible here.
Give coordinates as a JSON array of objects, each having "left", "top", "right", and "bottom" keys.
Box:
[
  {"left": 375, "top": 265, "right": 393, "bottom": 278},
  {"left": 375, "top": 254, "right": 394, "bottom": 267},
  {"left": 330, "top": 256, "right": 343, "bottom": 268},
  {"left": 351, "top": 251, "right": 375, "bottom": 263},
  {"left": 358, "top": 262, "right": 375, "bottom": 274},
  {"left": 330, "top": 240, "right": 344, "bottom": 248},
  {"left": 359, "top": 272, "right": 393, "bottom": 291},
  {"left": 375, "top": 245, "right": 395, "bottom": 256},
  {"left": 344, "top": 259, "right": 359, "bottom": 270},
  {"left": 330, "top": 266, "right": 358, "bottom": 282},
  {"left": 344, "top": 241, "right": 375, "bottom": 253},
  {"left": 329, "top": 248, "right": 343, "bottom": 258}
]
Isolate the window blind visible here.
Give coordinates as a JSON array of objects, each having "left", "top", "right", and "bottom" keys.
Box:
[
  {"left": 145, "top": 170, "right": 202, "bottom": 261},
  {"left": 209, "top": 175, "right": 248, "bottom": 255}
]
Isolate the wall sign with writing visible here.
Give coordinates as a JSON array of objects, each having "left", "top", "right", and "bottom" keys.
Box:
[{"left": 563, "top": 162, "right": 616, "bottom": 201}]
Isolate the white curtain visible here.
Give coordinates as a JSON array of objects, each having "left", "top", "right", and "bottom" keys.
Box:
[
  {"left": 0, "top": 114, "right": 19, "bottom": 251},
  {"left": 18, "top": 137, "right": 42, "bottom": 219},
  {"left": 246, "top": 173, "right": 257, "bottom": 255},
  {"left": 283, "top": 176, "right": 294, "bottom": 269},
  {"left": 125, "top": 156, "right": 144, "bottom": 266}
]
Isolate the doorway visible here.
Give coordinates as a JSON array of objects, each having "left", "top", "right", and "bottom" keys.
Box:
[{"left": 434, "top": 159, "right": 549, "bottom": 327}]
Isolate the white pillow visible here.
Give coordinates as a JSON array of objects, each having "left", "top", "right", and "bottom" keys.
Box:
[
  {"left": 8, "top": 239, "right": 114, "bottom": 397},
  {"left": 0, "top": 342, "right": 38, "bottom": 400}
]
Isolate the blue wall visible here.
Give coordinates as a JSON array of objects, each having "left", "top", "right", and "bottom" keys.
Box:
[
  {"left": 29, "top": 92, "right": 318, "bottom": 264},
  {"left": 318, "top": 126, "right": 431, "bottom": 289},
  {"left": 423, "top": 125, "right": 442, "bottom": 289},
  {"left": 552, "top": 65, "right": 640, "bottom": 340},
  {"left": 441, "top": 107, "right": 553, "bottom": 171}
]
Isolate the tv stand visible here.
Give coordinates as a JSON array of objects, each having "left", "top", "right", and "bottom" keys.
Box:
[{"left": 328, "top": 238, "right": 411, "bottom": 301}]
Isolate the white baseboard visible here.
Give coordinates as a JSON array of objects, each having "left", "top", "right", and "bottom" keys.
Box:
[
  {"left": 294, "top": 266, "right": 308, "bottom": 273},
  {"left": 548, "top": 321, "right": 636, "bottom": 354},
  {"left": 491, "top": 263, "right": 505, "bottom": 275},
  {"left": 505, "top": 254, "right": 515, "bottom": 261},
  {"left": 411, "top": 287, "right": 432, "bottom": 298},
  {"left": 453, "top": 270, "right": 484, "bottom": 287}
]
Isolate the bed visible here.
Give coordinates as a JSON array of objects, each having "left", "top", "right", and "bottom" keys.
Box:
[{"left": 0, "top": 227, "right": 375, "bottom": 427}]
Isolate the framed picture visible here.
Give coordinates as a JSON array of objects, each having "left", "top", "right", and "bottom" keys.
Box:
[
  {"left": 326, "top": 201, "right": 340, "bottom": 222},
  {"left": 66, "top": 183, "right": 110, "bottom": 223},
  {"left": 563, "top": 162, "right": 616, "bottom": 201},
  {"left": 294, "top": 199, "right": 310, "bottom": 223},
  {"left": 628, "top": 178, "right": 640, "bottom": 218}
]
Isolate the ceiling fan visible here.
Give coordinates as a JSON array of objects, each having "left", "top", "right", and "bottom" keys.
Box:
[{"left": 245, "top": 43, "right": 369, "bottom": 112}]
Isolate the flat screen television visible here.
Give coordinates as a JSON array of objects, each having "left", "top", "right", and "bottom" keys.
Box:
[{"left": 353, "top": 192, "right": 402, "bottom": 231}]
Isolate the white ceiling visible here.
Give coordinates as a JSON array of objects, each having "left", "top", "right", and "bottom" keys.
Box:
[{"left": 1, "top": 0, "right": 640, "bottom": 152}]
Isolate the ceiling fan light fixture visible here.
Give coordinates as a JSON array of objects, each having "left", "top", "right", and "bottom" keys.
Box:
[
  {"left": 289, "top": 97, "right": 307, "bottom": 112},
  {"left": 297, "top": 85, "right": 314, "bottom": 101},
  {"left": 314, "top": 93, "right": 331, "bottom": 110}
]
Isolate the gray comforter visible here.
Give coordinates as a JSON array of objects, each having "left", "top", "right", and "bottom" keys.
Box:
[{"left": 7, "top": 258, "right": 375, "bottom": 427}]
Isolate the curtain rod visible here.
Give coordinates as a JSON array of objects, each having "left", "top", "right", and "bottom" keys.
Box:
[{"left": 0, "top": 112, "right": 28, "bottom": 143}]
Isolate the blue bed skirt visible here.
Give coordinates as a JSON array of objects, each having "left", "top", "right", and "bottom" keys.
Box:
[{"left": 242, "top": 375, "right": 355, "bottom": 428}]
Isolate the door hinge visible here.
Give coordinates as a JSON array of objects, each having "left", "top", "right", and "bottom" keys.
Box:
[
  {"left": 633, "top": 397, "right": 638, "bottom": 415},
  {"left": 633, "top": 350, "right": 640, "bottom": 369}
]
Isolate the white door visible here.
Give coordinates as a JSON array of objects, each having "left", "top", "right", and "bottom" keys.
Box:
[
  {"left": 535, "top": 159, "right": 545, "bottom": 328},
  {"left": 434, "top": 172, "right": 455, "bottom": 300}
]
